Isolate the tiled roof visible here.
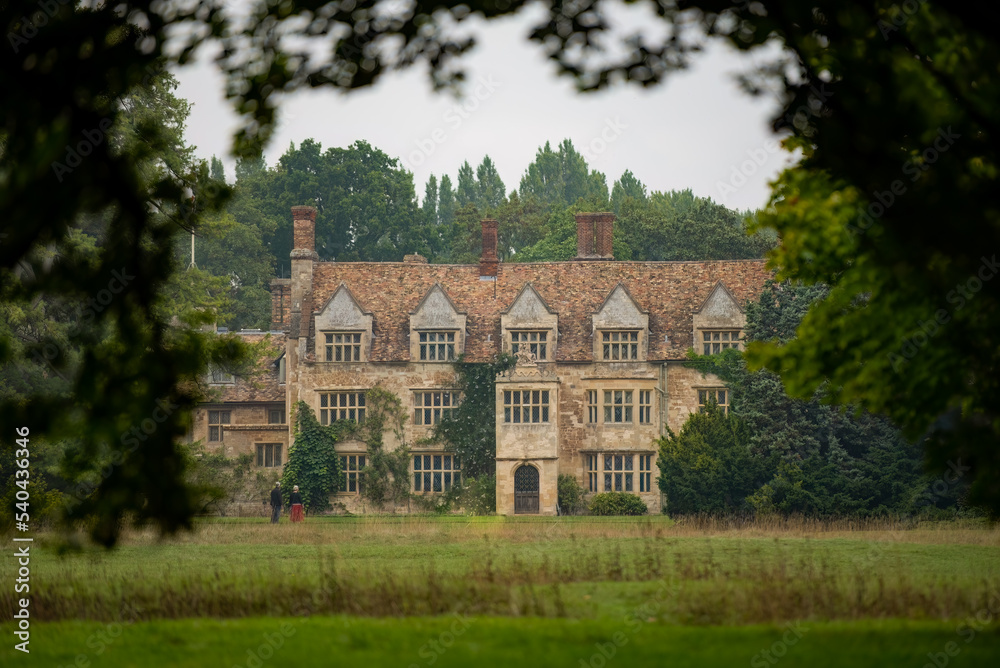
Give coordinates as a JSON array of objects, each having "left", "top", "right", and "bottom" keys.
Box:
[
  {"left": 308, "top": 260, "right": 771, "bottom": 362},
  {"left": 212, "top": 331, "right": 286, "bottom": 402}
]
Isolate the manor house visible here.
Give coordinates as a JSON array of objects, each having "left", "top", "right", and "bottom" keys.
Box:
[{"left": 192, "top": 206, "right": 770, "bottom": 514}]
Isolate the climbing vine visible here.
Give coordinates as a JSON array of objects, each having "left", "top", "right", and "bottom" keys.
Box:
[
  {"left": 359, "top": 386, "right": 412, "bottom": 510},
  {"left": 434, "top": 353, "right": 516, "bottom": 478},
  {"left": 281, "top": 401, "right": 345, "bottom": 512}
]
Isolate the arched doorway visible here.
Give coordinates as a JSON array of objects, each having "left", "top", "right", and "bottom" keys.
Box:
[{"left": 514, "top": 465, "right": 539, "bottom": 514}]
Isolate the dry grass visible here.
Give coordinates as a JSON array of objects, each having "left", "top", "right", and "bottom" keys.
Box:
[
  {"left": 10, "top": 517, "right": 999, "bottom": 625},
  {"left": 103, "top": 514, "right": 999, "bottom": 547}
]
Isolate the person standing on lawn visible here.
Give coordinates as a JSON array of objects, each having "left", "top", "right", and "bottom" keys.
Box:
[
  {"left": 290, "top": 485, "right": 305, "bottom": 523},
  {"left": 270, "top": 482, "right": 282, "bottom": 524}
]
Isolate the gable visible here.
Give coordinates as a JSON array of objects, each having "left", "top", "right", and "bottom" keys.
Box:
[
  {"left": 693, "top": 281, "right": 744, "bottom": 328},
  {"left": 503, "top": 283, "right": 557, "bottom": 327},
  {"left": 308, "top": 260, "right": 771, "bottom": 362},
  {"left": 593, "top": 283, "right": 648, "bottom": 330},
  {"left": 314, "top": 284, "right": 371, "bottom": 331},
  {"left": 410, "top": 284, "right": 466, "bottom": 330}
]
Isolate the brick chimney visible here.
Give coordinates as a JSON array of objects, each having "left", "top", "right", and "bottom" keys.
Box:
[
  {"left": 289, "top": 205, "right": 318, "bottom": 349},
  {"left": 291, "top": 205, "right": 317, "bottom": 255},
  {"left": 480, "top": 218, "right": 499, "bottom": 278},
  {"left": 594, "top": 212, "right": 615, "bottom": 259},
  {"left": 576, "top": 213, "right": 596, "bottom": 259}
]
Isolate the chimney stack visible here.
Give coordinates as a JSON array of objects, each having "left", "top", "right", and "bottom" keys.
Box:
[
  {"left": 575, "top": 212, "right": 615, "bottom": 260},
  {"left": 291, "top": 205, "right": 317, "bottom": 256},
  {"left": 480, "top": 218, "right": 499, "bottom": 278},
  {"left": 576, "top": 213, "right": 596, "bottom": 258},
  {"left": 594, "top": 212, "right": 615, "bottom": 258}
]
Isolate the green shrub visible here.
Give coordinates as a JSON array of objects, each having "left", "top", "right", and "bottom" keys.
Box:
[
  {"left": 557, "top": 474, "right": 587, "bottom": 515},
  {"left": 455, "top": 475, "right": 496, "bottom": 515},
  {"left": 588, "top": 492, "right": 648, "bottom": 516}
]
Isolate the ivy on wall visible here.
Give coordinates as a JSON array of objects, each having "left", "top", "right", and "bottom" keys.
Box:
[
  {"left": 358, "top": 387, "right": 412, "bottom": 510},
  {"left": 281, "top": 401, "right": 346, "bottom": 512}
]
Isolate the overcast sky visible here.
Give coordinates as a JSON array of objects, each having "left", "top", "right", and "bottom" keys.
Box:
[{"left": 173, "top": 3, "right": 797, "bottom": 212}]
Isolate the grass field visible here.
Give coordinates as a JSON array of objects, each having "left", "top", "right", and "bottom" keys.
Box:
[{"left": 3, "top": 516, "right": 1000, "bottom": 666}]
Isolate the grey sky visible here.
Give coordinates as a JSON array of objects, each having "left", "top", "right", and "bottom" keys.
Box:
[{"left": 173, "top": 4, "right": 797, "bottom": 211}]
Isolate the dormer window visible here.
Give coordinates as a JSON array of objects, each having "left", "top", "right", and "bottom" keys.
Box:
[
  {"left": 601, "top": 330, "right": 639, "bottom": 361},
  {"left": 419, "top": 331, "right": 456, "bottom": 361},
  {"left": 693, "top": 282, "right": 747, "bottom": 358},
  {"left": 314, "top": 284, "right": 373, "bottom": 364},
  {"left": 702, "top": 330, "right": 741, "bottom": 355},
  {"left": 592, "top": 283, "right": 648, "bottom": 362},
  {"left": 511, "top": 331, "right": 548, "bottom": 361},
  {"left": 410, "top": 284, "right": 466, "bottom": 363},
  {"left": 209, "top": 366, "right": 235, "bottom": 384},
  {"left": 324, "top": 332, "right": 362, "bottom": 362},
  {"left": 502, "top": 284, "right": 558, "bottom": 362}
]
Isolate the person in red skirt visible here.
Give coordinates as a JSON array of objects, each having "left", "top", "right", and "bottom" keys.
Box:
[{"left": 289, "top": 485, "right": 305, "bottom": 523}]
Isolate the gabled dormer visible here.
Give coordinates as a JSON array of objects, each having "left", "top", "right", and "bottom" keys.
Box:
[
  {"left": 592, "top": 283, "right": 649, "bottom": 361},
  {"left": 409, "top": 284, "right": 467, "bottom": 362},
  {"left": 314, "top": 283, "right": 373, "bottom": 362},
  {"left": 501, "top": 283, "right": 558, "bottom": 362},
  {"left": 692, "top": 281, "right": 746, "bottom": 354}
]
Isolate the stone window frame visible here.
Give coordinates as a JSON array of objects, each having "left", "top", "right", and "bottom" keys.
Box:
[
  {"left": 338, "top": 454, "right": 366, "bottom": 494},
  {"left": 586, "top": 390, "right": 599, "bottom": 424},
  {"left": 586, "top": 454, "right": 600, "bottom": 492},
  {"left": 697, "top": 387, "right": 730, "bottom": 415},
  {"left": 638, "top": 390, "right": 653, "bottom": 424},
  {"left": 503, "top": 388, "right": 551, "bottom": 424},
  {"left": 208, "top": 365, "right": 235, "bottom": 385},
  {"left": 319, "top": 391, "right": 367, "bottom": 425},
  {"left": 412, "top": 453, "right": 462, "bottom": 493},
  {"left": 602, "top": 452, "right": 635, "bottom": 492},
  {"left": 509, "top": 330, "right": 550, "bottom": 362},
  {"left": 322, "top": 331, "right": 364, "bottom": 362},
  {"left": 700, "top": 329, "right": 742, "bottom": 355},
  {"left": 586, "top": 386, "right": 656, "bottom": 426},
  {"left": 603, "top": 389, "right": 635, "bottom": 424},
  {"left": 413, "top": 390, "right": 460, "bottom": 426},
  {"left": 256, "top": 443, "right": 283, "bottom": 467},
  {"left": 208, "top": 409, "right": 231, "bottom": 442},
  {"left": 639, "top": 453, "right": 654, "bottom": 492},
  {"left": 417, "top": 330, "right": 458, "bottom": 362},
  {"left": 267, "top": 406, "right": 285, "bottom": 424},
  {"left": 600, "top": 329, "right": 641, "bottom": 361}
]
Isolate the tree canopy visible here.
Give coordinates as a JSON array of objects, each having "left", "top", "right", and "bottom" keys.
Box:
[{"left": 4, "top": 0, "right": 998, "bottom": 541}]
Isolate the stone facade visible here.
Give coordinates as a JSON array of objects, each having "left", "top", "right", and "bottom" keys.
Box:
[
  {"left": 188, "top": 331, "right": 289, "bottom": 469},
  {"left": 194, "top": 206, "right": 771, "bottom": 514}
]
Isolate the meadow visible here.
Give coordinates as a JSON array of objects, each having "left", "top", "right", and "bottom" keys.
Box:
[{"left": 3, "top": 516, "right": 1000, "bottom": 666}]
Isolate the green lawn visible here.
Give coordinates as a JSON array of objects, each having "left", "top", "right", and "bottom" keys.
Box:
[
  {"left": 3, "top": 617, "right": 1000, "bottom": 667},
  {"left": 3, "top": 517, "right": 999, "bottom": 665}
]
